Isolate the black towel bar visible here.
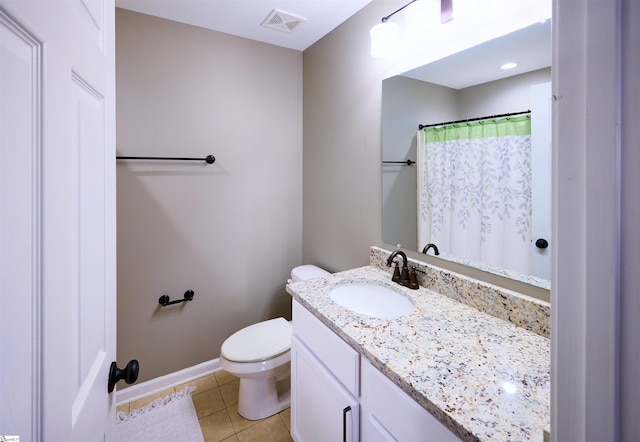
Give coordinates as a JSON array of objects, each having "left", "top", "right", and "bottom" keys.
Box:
[
  {"left": 117, "top": 155, "right": 215, "bottom": 164},
  {"left": 159, "top": 290, "right": 195, "bottom": 307},
  {"left": 382, "top": 160, "right": 415, "bottom": 165}
]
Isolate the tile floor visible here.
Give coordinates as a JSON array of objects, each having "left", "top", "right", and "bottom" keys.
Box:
[{"left": 116, "top": 371, "right": 293, "bottom": 442}]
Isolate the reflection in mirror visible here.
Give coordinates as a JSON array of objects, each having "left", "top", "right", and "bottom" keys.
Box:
[{"left": 382, "top": 21, "right": 551, "bottom": 289}]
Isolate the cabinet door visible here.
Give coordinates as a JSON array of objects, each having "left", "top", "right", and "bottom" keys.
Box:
[
  {"left": 291, "top": 336, "right": 359, "bottom": 442},
  {"left": 361, "top": 359, "right": 461, "bottom": 442},
  {"left": 292, "top": 300, "right": 359, "bottom": 396}
]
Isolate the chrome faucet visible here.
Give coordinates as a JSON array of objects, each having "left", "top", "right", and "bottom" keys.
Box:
[
  {"left": 386, "top": 250, "right": 419, "bottom": 290},
  {"left": 422, "top": 243, "right": 440, "bottom": 255}
]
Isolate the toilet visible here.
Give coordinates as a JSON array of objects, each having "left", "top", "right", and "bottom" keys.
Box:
[{"left": 219, "top": 264, "right": 330, "bottom": 420}]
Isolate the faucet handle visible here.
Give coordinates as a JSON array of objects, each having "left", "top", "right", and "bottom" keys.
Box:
[
  {"left": 400, "top": 265, "right": 410, "bottom": 283},
  {"left": 392, "top": 262, "right": 401, "bottom": 282},
  {"left": 407, "top": 269, "right": 419, "bottom": 290}
]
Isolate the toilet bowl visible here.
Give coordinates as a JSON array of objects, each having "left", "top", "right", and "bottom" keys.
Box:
[{"left": 219, "top": 265, "right": 330, "bottom": 420}]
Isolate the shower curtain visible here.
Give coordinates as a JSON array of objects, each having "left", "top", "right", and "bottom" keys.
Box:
[{"left": 417, "top": 115, "right": 532, "bottom": 275}]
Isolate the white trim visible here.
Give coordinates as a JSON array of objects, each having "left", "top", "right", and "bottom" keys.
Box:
[
  {"left": 115, "top": 359, "right": 221, "bottom": 406},
  {"left": 552, "top": 0, "right": 624, "bottom": 440}
]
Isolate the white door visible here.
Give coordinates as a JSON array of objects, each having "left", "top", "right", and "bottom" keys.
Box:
[
  {"left": 0, "top": 1, "right": 116, "bottom": 441},
  {"left": 530, "top": 82, "right": 552, "bottom": 280}
]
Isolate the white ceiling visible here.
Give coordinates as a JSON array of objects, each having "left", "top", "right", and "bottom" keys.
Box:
[
  {"left": 115, "top": 1, "right": 551, "bottom": 88},
  {"left": 115, "top": 0, "right": 373, "bottom": 51},
  {"left": 401, "top": 20, "right": 551, "bottom": 89}
]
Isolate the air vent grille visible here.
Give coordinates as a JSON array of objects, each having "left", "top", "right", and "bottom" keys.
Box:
[{"left": 261, "top": 9, "right": 306, "bottom": 33}]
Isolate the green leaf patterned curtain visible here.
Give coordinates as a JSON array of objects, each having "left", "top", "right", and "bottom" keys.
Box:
[{"left": 417, "top": 115, "right": 532, "bottom": 274}]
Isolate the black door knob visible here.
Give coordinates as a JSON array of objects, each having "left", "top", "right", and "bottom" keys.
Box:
[
  {"left": 535, "top": 238, "right": 549, "bottom": 249},
  {"left": 108, "top": 359, "right": 139, "bottom": 393}
]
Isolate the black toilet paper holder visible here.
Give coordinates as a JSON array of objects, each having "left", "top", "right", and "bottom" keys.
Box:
[{"left": 159, "top": 290, "right": 195, "bottom": 307}]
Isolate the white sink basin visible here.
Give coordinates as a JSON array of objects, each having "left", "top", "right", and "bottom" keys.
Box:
[{"left": 329, "top": 283, "right": 414, "bottom": 318}]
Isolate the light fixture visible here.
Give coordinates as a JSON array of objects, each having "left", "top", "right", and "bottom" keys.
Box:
[
  {"left": 370, "top": 21, "right": 401, "bottom": 58},
  {"left": 499, "top": 62, "right": 520, "bottom": 70},
  {"left": 370, "top": 0, "right": 453, "bottom": 59},
  {"left": 404, "top": 0, "right": 440, "bottom": 41}
]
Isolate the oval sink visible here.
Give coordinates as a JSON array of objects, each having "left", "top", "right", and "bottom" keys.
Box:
[{"left": 329, "top": 283, "right": 414, "bottom": 318}]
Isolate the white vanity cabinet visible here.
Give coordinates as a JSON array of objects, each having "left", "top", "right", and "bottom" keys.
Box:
[
  {"left": 291, "top": 301, "right": 360, "bottom": 442},
  {"left": 291, "top": 300, "right": 463, "bottom": 442},
  {"left": 360, "top": 359, "right": 462, "bottom": 441}
]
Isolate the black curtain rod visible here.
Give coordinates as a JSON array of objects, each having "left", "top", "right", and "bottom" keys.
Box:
[
  {"left": 116, "top": 154, "right": 215, "bottom": 164},
  {"left": 418, "top": 110, "right": 531, "bottom": 130}
]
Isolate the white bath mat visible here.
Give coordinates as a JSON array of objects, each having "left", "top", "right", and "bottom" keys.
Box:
[{"left": 116, "top": 386, "right": 204, "bottom": 442}]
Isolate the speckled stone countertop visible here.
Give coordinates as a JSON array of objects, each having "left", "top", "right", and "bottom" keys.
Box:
[{"left": 286, "top": 265, "right": 550, "bottom": 442}]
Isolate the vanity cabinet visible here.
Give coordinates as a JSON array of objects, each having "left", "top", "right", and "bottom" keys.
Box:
[
  {"left": 292, "top": 300, "right": 462, "bottom": 442},
  {"left": 291, "top": 301, "right": 360, "bottom": 442},
  {"left": 360, "top": 359, "right": 461, "bottom": 441}
]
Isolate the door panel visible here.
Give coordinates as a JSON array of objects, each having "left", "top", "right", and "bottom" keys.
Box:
[
  {"left": 72, "top": 74, "right": 106, "bottom": 391},
  {"left": 0, "top": 1, "right": 116, "bottom": 440},
  {"left": 76, "top": 0, "right": 105, "bottom": 44},
  {"left": 0, "top": 9, "right": 43, "bottom": 440},
  {"left": 530, "top": 81, "right": 552, "bottom": 280},
  {"left": 70, "top": 73, "right": 111, "bottom": 440}
]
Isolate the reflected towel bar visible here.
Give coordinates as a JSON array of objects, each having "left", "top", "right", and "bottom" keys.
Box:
[
  {"left": 159, "top": 290, "right": 195, "bottom": 307},
  {"left": 382, "top": 160, "right": 415, "bottom": 165},
  {"left": 117, "top": 155, "right": 215, "bottom": 164}
]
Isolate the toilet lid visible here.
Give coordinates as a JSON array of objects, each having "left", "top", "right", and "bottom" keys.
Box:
[
  {"left": 221, "top": 317, "right": 292, "bottom": 363},
  {"left": 291, "top": 265, "right": 330, "bottom": 282}
]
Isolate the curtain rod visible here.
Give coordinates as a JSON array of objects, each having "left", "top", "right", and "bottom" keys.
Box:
[{"left": 418, "top": 110, "right": 530, "bottom": 130}]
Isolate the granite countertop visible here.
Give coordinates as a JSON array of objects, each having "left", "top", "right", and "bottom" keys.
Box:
[{"left": 286, "top": 265, "right": 550, "bottom": 442}]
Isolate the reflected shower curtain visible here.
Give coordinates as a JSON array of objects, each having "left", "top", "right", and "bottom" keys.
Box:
[{"left": 417, "top": 116, "right": 532, "bottom": 275}]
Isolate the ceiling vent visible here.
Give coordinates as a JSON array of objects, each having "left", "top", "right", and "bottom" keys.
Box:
[{"left": 261, "top": 9, "right": 306, "bottom": 33}]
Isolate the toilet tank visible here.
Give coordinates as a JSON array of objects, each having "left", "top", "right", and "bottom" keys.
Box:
[{"left": 290, "top": 265, "right": 330, "bottom": 282}]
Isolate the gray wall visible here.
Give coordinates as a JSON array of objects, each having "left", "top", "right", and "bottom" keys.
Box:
[
  {"left": 458, "top": 68, "right": 551, "bottom": 117},
  {"left": 381, "top": 76, "right": 457, "bottom": 250},
  {"left": 302, "top": 2, "right": 549, "bottom": 298},
  {"left": 116, "top": 2, "right": 550, "bottom": 383},
  {"left": 116, "top": 9, "right": 303, "bottom": 383},
  {"left": 302, "top": 3, "right": 389, "bottom": 272}
]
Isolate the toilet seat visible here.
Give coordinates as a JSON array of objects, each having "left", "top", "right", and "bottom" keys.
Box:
[{"left": 221, "top": 317, "right": 291, "bottom": 363}]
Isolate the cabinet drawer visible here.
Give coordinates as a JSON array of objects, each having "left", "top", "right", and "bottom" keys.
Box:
[{"left": 292, "top": 300, "right": 359, "bottom": 396}]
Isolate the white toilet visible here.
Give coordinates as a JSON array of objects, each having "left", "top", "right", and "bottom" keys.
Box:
[{"left": 219, "top": 265, "right": 330, "bottom": 420}]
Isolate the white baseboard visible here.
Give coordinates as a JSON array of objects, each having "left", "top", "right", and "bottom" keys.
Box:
[{"left": 115, "top": 358, "right": 221, "bottom": 406}]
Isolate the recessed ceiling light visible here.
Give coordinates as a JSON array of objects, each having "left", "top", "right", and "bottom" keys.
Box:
[{"left": 499, "top": 62, "right": 520, "bottom": 70}]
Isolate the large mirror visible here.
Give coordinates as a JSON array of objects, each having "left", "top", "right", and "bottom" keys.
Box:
[{"left": 382, "top": 21, "right": 552, "bottom": 289}]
